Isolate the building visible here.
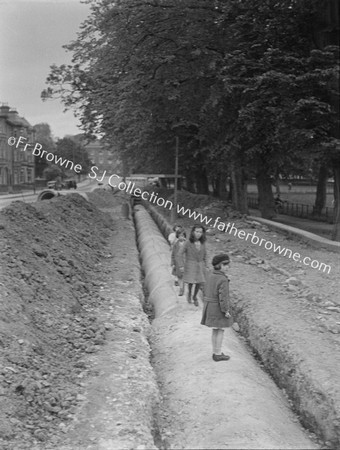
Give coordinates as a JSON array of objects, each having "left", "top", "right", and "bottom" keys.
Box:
[
  {"left": 0, "top": 103, "right": 35, "bottom": 193},
  {"left": 84, "top": 139, "right": 118, "bottom": 173}
]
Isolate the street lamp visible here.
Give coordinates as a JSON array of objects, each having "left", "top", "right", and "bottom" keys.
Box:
[{"left": 171, "top": 136, "right": 179, "bottom": 223}]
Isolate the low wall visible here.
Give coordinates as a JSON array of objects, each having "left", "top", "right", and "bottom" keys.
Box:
[{"left": 247, "top": 215, "right": 340, "bottom": 252}]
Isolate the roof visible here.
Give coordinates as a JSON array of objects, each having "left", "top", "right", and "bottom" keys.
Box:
[{"left": 6, "top": 114, "right": 32, "bottom": 129}]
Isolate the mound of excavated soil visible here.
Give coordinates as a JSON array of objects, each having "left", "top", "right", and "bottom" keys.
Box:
[{"left": 0, "top": 194, "right": 114, "bottom": 448}]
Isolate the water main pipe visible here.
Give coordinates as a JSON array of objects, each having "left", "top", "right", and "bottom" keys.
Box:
[
  {"left": 37, "top": 190, "right": 88, "bottom": 202},
  {"left": 133, "top": 204, "right": 178, "bottom": 318}
]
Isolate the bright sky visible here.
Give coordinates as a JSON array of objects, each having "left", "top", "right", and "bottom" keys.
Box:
[{"left": 0, "top": 0, "right": 91, "bottom": 139}]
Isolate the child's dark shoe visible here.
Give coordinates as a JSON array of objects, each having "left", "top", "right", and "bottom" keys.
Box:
[
  {"left": 212, "top": 353, "right": 230, "bottom": 362},
  {"left": 193, "top": 297, "right": 198, "bottom": 306},
  {"left": 186, "top": 293, "right": 192, "bottom": 303}
]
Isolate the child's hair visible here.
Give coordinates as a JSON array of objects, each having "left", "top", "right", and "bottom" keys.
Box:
[
  {"left": 176, "top": 229, "right": 186, "bottom": 238},
  {"left": 189, "top": 224, "right": 206, "bottom": 243},
  {"left": 172, "top": 224, "right": 183, "bottom": 232}
]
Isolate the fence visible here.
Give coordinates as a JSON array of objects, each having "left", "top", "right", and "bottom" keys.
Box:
[{"left": 247, "top": 195, "right": 334, "bottom": 223}]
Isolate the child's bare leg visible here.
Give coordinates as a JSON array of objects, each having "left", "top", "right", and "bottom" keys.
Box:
[
  {"left": 212, "top": 329, "right": 230, "bottom": 361},
  {"left": 215, "top": 329, "right": 224, "bottom": 355},
  {"left": 187, "top": 283, "right": 192, "bottom": 303},
  {"left": 179, "top": 277, "right": 184, "bottom": 296},
  {"left": 193, "top": 284, "right": 200, "bottom": 306},
  {"left": 212, "top": 329, "right": 218, "bottom": 354}
]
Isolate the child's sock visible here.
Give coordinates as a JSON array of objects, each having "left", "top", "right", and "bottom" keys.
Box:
[
  {"left": 215, "top": 329, "right": 224, "bottom": 355},
  {"left": 212, "top": 329, "right": 218, "bottom": 354}
]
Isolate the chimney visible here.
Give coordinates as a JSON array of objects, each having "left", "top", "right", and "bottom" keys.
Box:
[
  {"left": 8, "top": 109, "right": 19, "bottom": 118},
  {"left": 0, "top": 103, "right": 10, "bottom": 117}
]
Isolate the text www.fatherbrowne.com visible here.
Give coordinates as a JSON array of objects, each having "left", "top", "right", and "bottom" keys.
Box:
[
  {"left": 177, "top": 204, "right": 332, "bottom": 274},
  {"left": 8, "top": 135, "right": 331, "bottom": 274}
]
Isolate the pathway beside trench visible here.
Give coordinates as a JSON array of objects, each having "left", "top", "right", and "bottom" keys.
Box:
[
  {"left": 151, "top": 301, "right": 320, "bottom": 450},
  {"left": 133, "top": 204, "right": 321, "bottom": 449}
]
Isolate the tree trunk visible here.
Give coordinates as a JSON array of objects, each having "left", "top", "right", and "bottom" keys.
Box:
[
  {"left": 274, "top": 174, "right": 281, "bottom": 195},
  {"left": 185, "top": 169, "right": 195, "bottom": 193},
  {"left": 212, "top": 177, "right": 218, "bottom": 197},
  {"left": 332, "top": 161, "right": 340, "bottom": 241},
  {"left": 217, "top": 173, "right": 228, "bottom": 199},
  {"left": 195, "top": 167, "right": 209, "bottom": 195},
  {"left": 228, "top": 179, "right": 233, "bottom": 202},
  {"left": 256, "top": 170, "right": 275, "bottom": 219},
  {"left": 230, "top": 162, "right": 248, "bottom": 214},
  {"left": 314, "top": 164, "right": 328, "bottom": 216}
]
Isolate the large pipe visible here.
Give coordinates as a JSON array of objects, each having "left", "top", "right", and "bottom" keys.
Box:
[
  {"left": 133, "top": 205, "right": 178, "bottom": 317},
  {"left": 142, "top": 201, "right": 172, "bottom": 239},
  {"left": 37, "top": 190, "right": 88, "bottom": 202}
]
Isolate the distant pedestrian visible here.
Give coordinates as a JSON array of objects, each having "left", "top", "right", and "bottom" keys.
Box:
[
  {"left": 288, "top": 182, "right": 292, "bottom": 191},
  {"left": 171, "top": 229, "right": 187, "bottom": 296},
  {"left": 179, "top": 224, "right": 207, "bottom": 306},
  {"left": 201, "top": 253, "right": 232, "bottom": 362}
]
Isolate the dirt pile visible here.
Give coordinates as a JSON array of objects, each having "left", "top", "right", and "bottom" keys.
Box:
[{"left": 0, "top": 194, "right": 115, "bottom": 449}]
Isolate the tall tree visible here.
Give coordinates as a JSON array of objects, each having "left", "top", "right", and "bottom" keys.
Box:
[
  {"left": 55, "top": 138, "right": 92, "bottom": 175},
  {"left": 42, "top": 0, "right": 339, "bottom": 236},
  {"left": 33, "top": 123, "right": 55, "bottom": 178}
]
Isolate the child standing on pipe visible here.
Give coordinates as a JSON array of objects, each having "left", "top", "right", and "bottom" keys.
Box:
[
  {"left": 179, "top": 224, "right": 207, "bottom": 306},
  {"left": 171, "top": 229, "right": 187, "bottom": 296},
  {"left": 168, "top": 224, "right": 184, "bottom": 286},
  {"left": 168, "top": 224, "right": 183, "bottom": 249},
  {"left": 201, "top": 253, "right": 232, "bottom": 362}
]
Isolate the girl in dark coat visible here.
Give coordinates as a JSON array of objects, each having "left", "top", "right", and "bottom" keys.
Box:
[
  {"left": 201, "top": 253, "right": 232, "bottom": 362},
  {"left": 179, "top": 224, "right": 207, "bottom": 306}
]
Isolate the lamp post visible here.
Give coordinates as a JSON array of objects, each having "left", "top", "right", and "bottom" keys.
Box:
[
  {"left": 8, "top": 130, "right": 16, "bottom": 194},
  {"left": 32, "top": 128, "right": 36, "bottom": 194},
  {"left": 171, "top": 136, "right": 179, "bottom": 223}
]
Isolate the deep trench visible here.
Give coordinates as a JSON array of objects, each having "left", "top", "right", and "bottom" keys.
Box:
[
  {"left": 130, "top": 199, "right": 170, "bottom": 450},
  {"left": 132, "top": 200, "right": 333, "bottom": 449}
]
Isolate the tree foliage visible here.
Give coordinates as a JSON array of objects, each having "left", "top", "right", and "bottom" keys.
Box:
[
  {"left": 55, "top": 137, "right": 92, "bottom": 175},
  {"left": 43, "top": 0, "right": 339, "bottom": 234},
  {"left": 33, "top": 123, "right": 56, "bottom": 178}
]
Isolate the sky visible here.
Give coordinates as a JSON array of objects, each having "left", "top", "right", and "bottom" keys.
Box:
[{"left": 0, "top": 0, "right": 91, "bottom": 139}]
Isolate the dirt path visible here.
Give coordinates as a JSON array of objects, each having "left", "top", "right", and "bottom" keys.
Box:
[
  {"left": 146, "top": 196, "right": 339, "bottom": 448},
  {"left": 152, "top": 303, "right": 319, "bottom": 449}
]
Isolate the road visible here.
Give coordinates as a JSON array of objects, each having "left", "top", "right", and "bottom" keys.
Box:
[{"left": 0, "top": 179, "right": 97, "bottom": 210}]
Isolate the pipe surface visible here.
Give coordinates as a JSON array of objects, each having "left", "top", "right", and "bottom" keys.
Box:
[
  {"left": 134, "top": 205, "right": 178, "bottom": 317},
  {"left": 37, "top": 190, "right": 88, "bottom": 202}
]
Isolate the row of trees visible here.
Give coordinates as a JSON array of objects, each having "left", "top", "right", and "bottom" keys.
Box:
[
  {"left": 33, "top": 123, "right": 92, "bottom": 180},
  {"left": 42, "top": 0, "right": 339, "bottom": 238}
]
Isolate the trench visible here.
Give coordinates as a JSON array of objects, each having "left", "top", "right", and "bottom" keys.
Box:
[{"left": 131, "top": 200, "right": 327, "bottom": 449}]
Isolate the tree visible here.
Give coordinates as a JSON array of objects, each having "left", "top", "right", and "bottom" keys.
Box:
[
  {"left": 42, "top": 0, "right": 339, "bottom": 237},
  {"left": 214, "top": 0, "right": 338, "bottom": 219},
  {"left": 55, "top": 137, "right": 92, "bottom": 175},
  {"left": 43, "top": 165, "right": 62, "bottom": 181},
  {"left": 33, "top": 123, "right": 56, "bottom": 178}
]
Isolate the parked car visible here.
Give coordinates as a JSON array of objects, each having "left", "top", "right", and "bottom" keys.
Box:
[
  {"left": 63, "top": 180, "right": 77, "bottom": 189},
  {"left": 47, "top": 180, "right": 77, "bottom": 190}
]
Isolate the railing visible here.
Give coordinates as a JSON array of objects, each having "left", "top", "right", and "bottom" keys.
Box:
[{"left": 247, "top": 195, "right": 334, "bottom": 223}]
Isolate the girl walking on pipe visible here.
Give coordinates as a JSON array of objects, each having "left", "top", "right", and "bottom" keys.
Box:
[
  {"left": 179, "top": 224, "right": 207, "bottom": 306},
  {"left": 201, "top": 253, "right": 233, "bottom": 362}
]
